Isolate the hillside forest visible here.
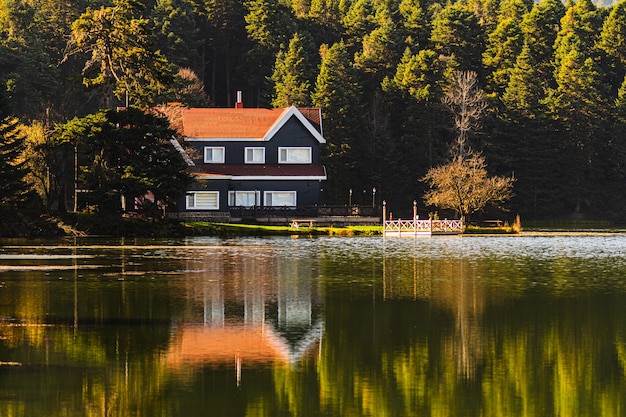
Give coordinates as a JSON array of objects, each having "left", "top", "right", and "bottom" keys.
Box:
[{"left": 2, "top": 0, "right": 626, "bottom": 221}]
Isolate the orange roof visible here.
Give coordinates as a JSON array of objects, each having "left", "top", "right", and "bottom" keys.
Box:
[
  {"left": 182, "top": 108, "right": 286, "bottom": 139},
  {"left": 180, "top": 106, "right": 324, "bottom": 142},
  {"left": 166, "top": 324, "right": 291, "bottom": 367}
]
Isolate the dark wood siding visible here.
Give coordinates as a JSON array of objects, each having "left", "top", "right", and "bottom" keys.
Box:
[{"left": 185, "top": 115, "right": 322, "bottom": 165}]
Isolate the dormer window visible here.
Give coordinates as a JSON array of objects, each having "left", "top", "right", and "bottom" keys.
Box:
[
  {"left": 204, "top": 147, "right": 225, "bottom": 163},
  {"left": 279, "top": 147, "right": 311, "bottom": 164},
  {"left": 245, "top": 147, "right": 265, "bottom": 164}
]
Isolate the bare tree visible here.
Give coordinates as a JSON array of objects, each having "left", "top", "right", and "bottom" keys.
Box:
[
  {"left": 422, "top": 152, "right": 514, "bottom": 223},
  {"left": 442, "top": 71, "right": 488, "bottom": 157}
]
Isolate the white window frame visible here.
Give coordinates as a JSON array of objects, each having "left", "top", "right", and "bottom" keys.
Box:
[
  {"left": 264, "top": 191, "right": 297, "bottom": 207},
  {"left": 186, "top": 191, "right": 219, "bottom": 210},
  {"left": 228, "top": 191, "right": 260, "bottom": 207},
  {"left": 278, "top": 147, "right": 312, "bottom": 164},
  {"left": 204, "top": 146, "right": 225, "bottom": 163},
  {"left": 245, "top": 147, "right": 265, "bottom": 164}
]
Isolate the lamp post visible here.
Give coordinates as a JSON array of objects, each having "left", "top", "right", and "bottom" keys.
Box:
[
  {"left": 372, "top": 187, "right": 376, "bottom": 208},
  {"left": 349, "top": 188, "right": 352, "bottom": 206}
]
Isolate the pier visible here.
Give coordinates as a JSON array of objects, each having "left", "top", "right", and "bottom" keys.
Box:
[{"left": 382, "top": 201, "right": 464, "bottom": 237}]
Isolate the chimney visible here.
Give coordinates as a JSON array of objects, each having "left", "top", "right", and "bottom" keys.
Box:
[{"left": 235, "top": 91, "right": 244, "bottom": 109}]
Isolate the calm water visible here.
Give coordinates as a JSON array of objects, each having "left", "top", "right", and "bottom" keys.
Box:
[{"left": 1, "top": 235, "right": 625, "bottom": 416}]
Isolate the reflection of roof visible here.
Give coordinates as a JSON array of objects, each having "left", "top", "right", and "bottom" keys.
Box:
[
  {"left": 167, "top": 324, "right": 290, "bottom": 366},
  {"left": 166, "top": 321, "right": 323, "bottom": 367},
  {"left": 191, "top": 164, "right": 327, "bottom": 180},
  {"left": 180, "top": 106, "right": 325, "bottom": 143}
]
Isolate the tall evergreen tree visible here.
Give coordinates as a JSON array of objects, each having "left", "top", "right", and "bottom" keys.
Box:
[
  {"left": 244, "top": 0, "right": 297, "bottom": 106},
  {"left": 151, "top": 0, "right": 203, "bottom": 74},
  {"left": 597, "top": 0, "right": 626, "bottom": 96},
  {"left": 312, "top": 42, "right": 363, "bottom": 203},
  {"left": 398, "top": 0, "right": 431, "bottom": 51},
  {"left": 546, "top": 48, "right": 612, "bottom": 215},
  {"left": 200, "top": 0, "right": 247, "bottom": 106},
  {"left": 520, "top": 0, "right": 565, "bottom": 91},
  {"left": 354, "top": 5, "right": 404, "bottom": 84},
  {"left": 342, "top": 0, "right": 377, "bottom": 48},
  {"left": 66, "top": 0, "right": 175, "bottom": 108},
  {"left": 483, "top": 0, "right": 529, "bottom": 95},
  {"left": 430, "top": 2, "right": 485, "bottom": 72},
  {"left": 271, "top": 32, "right": 313, "bottom": 107},
  {"left": 0, "top": 85, "right": 30, "bottom": 206}
]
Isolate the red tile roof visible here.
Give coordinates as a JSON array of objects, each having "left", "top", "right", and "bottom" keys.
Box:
[
  {"left": 191, "top": 164, "right": 327, "bottom": 179},
  {"left": 180, "top": 107, "right": 323, "bottom": 139},
  {"left": 182, "top": 108, "right": 286, "bottom": 138}
]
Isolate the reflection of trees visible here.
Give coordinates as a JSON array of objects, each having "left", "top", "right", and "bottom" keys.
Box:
[
  {"left": 312, "top": 247, "right": 626, "bottom": 417},
  {"left": 2, "top": 241, "right": 626, "bottom": 416}
]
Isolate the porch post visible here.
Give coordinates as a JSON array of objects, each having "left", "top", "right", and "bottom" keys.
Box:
[{"left": 382, "top": 201, "right": 387, "bottom": 237}]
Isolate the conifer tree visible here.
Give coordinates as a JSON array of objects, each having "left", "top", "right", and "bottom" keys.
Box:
[
  {"left": 398, "top": 0, "right": 431, "bottom": 51},
  {"left": 518, "top": 0, "right": 565, "bottom": 97},
  {"left": 354, "top": 5, "right": 403, "bottom": 82},
  {"left": 66, "top": 0, "right": 174, "bottom": 108},
  {"left": 0, "top": 86, "right": 30, "bottom": 207},
  {"left": 244, "top": 0, "right": 297, "bottom": 106},
  {"left": 312, "top": 42, "right": 363, "bottom": 203},
  {"left": 431, "top": 3, "right": 485, "bottom": 72},
  {"left": 598, "top": 0, "right": 626, "bottom": 96},
  {"left": 483, "top": 0, "right": 529, "bottom": 95},
  {"left": 271, "top": 33, "right": 313, "bottom": 107}
]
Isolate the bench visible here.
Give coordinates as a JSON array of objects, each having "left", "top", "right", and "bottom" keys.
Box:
[{"left": 290, "top": 219, "right": 316, "bottom": 229}]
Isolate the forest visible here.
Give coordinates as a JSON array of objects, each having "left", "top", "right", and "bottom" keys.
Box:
[{"left": 2, "top": 0, "right": 626, "bottom": 221}]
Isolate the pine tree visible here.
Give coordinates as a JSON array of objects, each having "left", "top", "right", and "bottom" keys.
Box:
[
  {"left": 0, "top": 87, "right": 30, "bottom": 207},
  {"left": 398, "top": 0, "right": 431, "bottom": 51},
  {"left": 597, "top": 0, "right": 626, "bottom": 96},
  {"left": 430, "top": 2, "right": 485, "bottom": 72},
  {"left": 244, "top": 0, "right": 297, "bottom": 106},
  {"left": 502, "top": 42, "right": 542, "bottom": 115},
  {"left": 312, "top": 42, "right": 363, "bottom": 203},
  {"left": 151, "top": 0, "right": 203, "bottom": 73},
  {"left": 66, "top": 0, "right": 174, "bottom": 108},
  {"left": 519, "top": 0, "right": 565, "bottom": 95},
  {"left": 271, "top": 33, "right": 313, "bottom": 107},
  {"left": 354, "top": 5, "right": 403, "bottom": 83},
  {"left": 483, "top": 0, "right": 529, "bottom": 95}
]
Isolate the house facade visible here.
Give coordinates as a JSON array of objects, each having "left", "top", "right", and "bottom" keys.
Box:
[{"left": 170, "top": 102, "right": 327, "bottom": 221}]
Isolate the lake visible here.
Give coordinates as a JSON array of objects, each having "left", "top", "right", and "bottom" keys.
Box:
[{"left": 1, "top": 235, "right": 625, "bottom": 416}]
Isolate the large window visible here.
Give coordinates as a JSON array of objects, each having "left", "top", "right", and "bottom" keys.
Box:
[
  {"left": 245, "top": 147, "right": 265, "bottom": 164},
  {"left": 228, "top": 191, "right": 260, "bottom": 207},
  {"left": 278, "top": 147, "right": 311, "bottom": 164},
  {"left": 204, "top": 147, "right": 225, "bottom": 163},
  {"left": 264, "top": 191, "right": 296, "bottom": 206},
  {"left": 186, "top": 191, "right": 219, "bottom": 209}
]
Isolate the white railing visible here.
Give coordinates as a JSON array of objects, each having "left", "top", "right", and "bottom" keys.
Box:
[{"left": 383, "top": 218, "right": 463, "bottom": 237}]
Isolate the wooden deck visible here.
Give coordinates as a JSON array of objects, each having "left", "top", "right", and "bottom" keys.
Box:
[{"left": 383, "top": 219, "right": 464, "bottom": 237}]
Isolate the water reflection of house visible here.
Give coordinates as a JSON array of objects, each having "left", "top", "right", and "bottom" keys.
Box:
[{"left": 167, "top": 250, "right": 323, "bottom": 369}]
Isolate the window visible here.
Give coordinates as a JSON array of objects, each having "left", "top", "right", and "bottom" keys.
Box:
[
  {"left": 278, "top": 147, "right": 311, "bottom": 164},
  {"left": 245, "top": 147, "right": 265, "bottom": 164},
  {"left": 186, "top": 191, "right": 219, "bottom": 210},
  {"left": 264, "top": 191, "right": 296, "bottom": 206},
  {"left": 228, "top": 191, "right": 260, "bottom": 207},
  {"left": 204, "top": 147, "right": 225, "bottom": 163}
]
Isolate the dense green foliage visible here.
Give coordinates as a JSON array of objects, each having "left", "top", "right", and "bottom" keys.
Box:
[
  {"left": 2, "top": 0, "right": 626, "bottom": 220},
  {"left": 52, "top": 108, "right": 193, "bottom": 216}
]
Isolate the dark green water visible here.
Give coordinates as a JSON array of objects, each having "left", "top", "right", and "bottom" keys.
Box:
[{"left": 1, "top": 235, "right": 625, "bottom": 416}]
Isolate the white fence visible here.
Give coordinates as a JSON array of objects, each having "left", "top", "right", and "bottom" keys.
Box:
[{"left": 383, "top": 218, "right": 463, "bottom": 237}]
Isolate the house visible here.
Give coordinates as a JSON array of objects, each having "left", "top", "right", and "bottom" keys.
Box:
[{"left": 169, "top": 97, "right": 327, "bottom": 221}]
